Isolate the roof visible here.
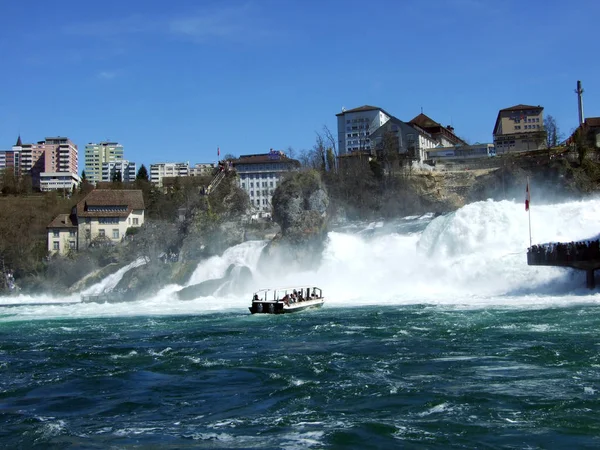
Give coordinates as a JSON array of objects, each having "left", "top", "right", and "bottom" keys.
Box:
[
  {"left": 76, "top": 189, "right": 145, "bottom": 218},
  {"left": 499, "top": 104, "right": 543, "bottom": 112},
  {"left": 335, "top": 104, "right": 394, "bottom": 118},
  {"left": 15, "top": 135, "right": 22, "bottom": 146},
  {"left": 584, "top": 117, "right": 600, "bottom": 128},
  {"left": 232, "top": 152, "right": 300, "bottom": 166},
  {"left": 409, "top": 113, "right": 441, "bottom": 129},
  {"left": 47, "top": 213, "right": 77, "bottom": 229},
  {"left": 409, "top": 113, "right": 466, "bottom": 145}
]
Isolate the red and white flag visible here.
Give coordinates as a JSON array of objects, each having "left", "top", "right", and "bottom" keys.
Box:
[{"left": 525, "top": 181, "right": 530, "bottom": 211}]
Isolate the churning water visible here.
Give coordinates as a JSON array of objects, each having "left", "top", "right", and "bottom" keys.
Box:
[{"left": 1, "top": 198, "right": 600, "bottom": 448}]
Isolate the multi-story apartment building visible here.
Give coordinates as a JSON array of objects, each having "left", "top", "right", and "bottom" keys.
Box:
[
  {"left": 101, "top": 160, "right": 137, "bottom": 183},
  {"left": 84, "top": 141, "right": 124, "bottom": 184},
  {"left": 233, "top": 150, "right": 300, "bottom": 213},
  {"left": 150, "top": 162, "right": 189, "bottom": 187},
  {"left": 16, "top": 136, "right": 78, "bottom": 189},
  {"left": 493, "top": 104, "right": 546, "bottom": 154},
  {"left": 0, "top": 149, "right": 20, "bottom": 177}
]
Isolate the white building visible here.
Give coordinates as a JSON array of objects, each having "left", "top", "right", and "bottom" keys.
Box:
[
  {"left": 150, "top": 162, "right": 189, "bottom": 187},
  {"left": 101, "top": 160, "right": 137, "bottom": 183},
  {"left": 40, "top": 172, "right": 81, "bottom": 192},
  {"left": 233, "top": 150, "right": 300, "bottom": 213},
  {"left": 336, "top": 105, "right": 394, "bottom": 155}
]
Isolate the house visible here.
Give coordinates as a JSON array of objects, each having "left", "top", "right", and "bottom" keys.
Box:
[
  {"left": 74, "top": 190, "right": 145, "bottom": 248},
  {"left": 47, "top": 213, "right": 78, "bottom": 255},
  {"left": 369, "top": 116, "right": 439, "bottom": 164},
  {"left": 493, "top": 104, "right": 546, "bottom": 154},
  {"left": 47, "top": 189, "right": 145, "bottom": 254}
]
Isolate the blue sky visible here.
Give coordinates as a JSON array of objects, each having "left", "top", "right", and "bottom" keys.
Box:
[{"left": 1, "top": 0, "right": 598, "bottom": 172}]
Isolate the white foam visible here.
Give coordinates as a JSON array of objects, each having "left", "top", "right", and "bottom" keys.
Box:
[{"left": 3, "top": 198, "right": 600, "bottom": 319}]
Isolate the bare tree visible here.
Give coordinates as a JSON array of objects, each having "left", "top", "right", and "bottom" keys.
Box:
[{"left": 544, "top": 115, "right": 563, "bottom": 148}]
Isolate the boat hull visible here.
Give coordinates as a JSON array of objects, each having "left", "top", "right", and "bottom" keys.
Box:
[{"left": 249, "top": 298, "right": 324, "bottom": 314}]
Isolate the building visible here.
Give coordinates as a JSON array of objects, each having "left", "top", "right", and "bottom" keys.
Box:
[
  {"left": 369, "top": 116, "right": 439, "bottom": 164},
  {"left": 15, "top": 136, "right": 79, "bottom": 189},
  {"left": 101, "top": 160, "right": 137, "bottom": 183},
  {"left": 336, "top": 105, "right": 394, "bottom": 155},
  {"left": 74, "top": 189, "right": 145, "bottom": 248},
  {"left": 46, "top": 213, "right": 78, "bottom": 255},
  {"left": 47, "top": 189, "right": 145, "bottom": 254},
  {"left": 566, "top": 117, "right": 600, "bottom": 148},
  {"left": 493, "top": 104, "right": 546, "bottom": 154},
  {"left": 409, "top": 113, "right": 467, "bottom": 147},
  {"left": 189, "top": 163, "right": 215, "bottom": 177},
  {"left": 84, "top": 142, "right": 124, "bottom": 184},
  {"left": 40, "top": 172, "right": 81, "bottom": 192},
  {"left": 150, "top": 162, "right": 189, "bottom": 187},
  {"left": 232, "top": 150, "right": 300, "bottom": 213},
  {"left": 0, "top": 149, "right": 20, "bottom": 177},
  {"left": 426, "top": 143, "right": 496, "bottom": 162}
]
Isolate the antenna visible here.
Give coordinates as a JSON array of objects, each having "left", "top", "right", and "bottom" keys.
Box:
[
  {"left": 575, "top": 80, "right": 585, "bottom": 125},
  {"left": 341, "top": 106, "right": 346, "bottom": 112}
]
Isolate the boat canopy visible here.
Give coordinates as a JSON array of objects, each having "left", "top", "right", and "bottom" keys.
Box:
[{"left": 252, "top": 286, "right": 322, "bottom": 301}]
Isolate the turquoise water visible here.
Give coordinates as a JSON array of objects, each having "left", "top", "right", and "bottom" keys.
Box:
[{"left": 2, "top": 304, "right": 600, "bottom": 448}]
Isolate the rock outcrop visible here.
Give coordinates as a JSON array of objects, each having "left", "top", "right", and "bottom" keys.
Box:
[{"left": 258, "top": 170, "right": 330, "bottom": 274}]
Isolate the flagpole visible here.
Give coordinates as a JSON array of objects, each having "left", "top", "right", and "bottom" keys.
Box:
[{"left": 527, "top": 177, "right": 532, "bottom": 248}]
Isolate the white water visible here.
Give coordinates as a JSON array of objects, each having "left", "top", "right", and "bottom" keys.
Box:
[{"left": 2, "top": 198, "right": 600, "bottom": 319}]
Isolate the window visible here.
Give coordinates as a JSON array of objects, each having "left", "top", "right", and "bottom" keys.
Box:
[
  {"left": 85, "top": 229, "right": 91, "bottom": 239},
  {"left": 69, "top": 241, "right": 76, "bottom": 249},
  {"left": 99, "top": 229, "right": 105, "bottom": 237},
  {"left": 250, "top": 182, "right": 254, "bottom": 188},
  {"left": 250, "top": 191, "right": 254, "bottom": 197},
  {"left": 112, "top": 229, "right": 119, "bottom": 239},
  {"left": 69, "top": 231, "right": 76, "bottom": 237},
  {"left": 53, "top": 241, "right": 59, "bottom": 250},
  {"left": 133, "top": 218, "right": 139, "bottom": 225},
  {"left": 270, "top": 181, "right": 273, "bottom": 187},
  {"left": 53, "top": 230, "right": 59, "bottom": 238}
]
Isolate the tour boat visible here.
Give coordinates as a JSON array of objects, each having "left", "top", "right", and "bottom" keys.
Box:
[{"left": 249, "top": 286, "right": 324, "bottom": 314}]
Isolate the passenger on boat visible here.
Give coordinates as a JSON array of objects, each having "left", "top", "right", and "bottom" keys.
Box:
[
  {"left": 282, "top": 294, "right": 290, "bottom": 306},
  {"left": 253, "top": 293, "right": 259, "bottom": 302}
]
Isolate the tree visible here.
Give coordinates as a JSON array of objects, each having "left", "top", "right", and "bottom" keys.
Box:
[
  {"left": 136, "top": 165, "right": 149, "bottom": 181},
  {"left": 81, "top": 170, "right": 87, "bottom": 183},
  {"left": 544, "top": 115, "right": 563, "bottom": 148},
  {"left": 222, "top": 153, "right": 237, "bottom": 161}
]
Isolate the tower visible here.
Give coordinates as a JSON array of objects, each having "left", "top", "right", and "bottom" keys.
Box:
[{"left": 576, "top": 80, "right": 584, "bottom": 126}]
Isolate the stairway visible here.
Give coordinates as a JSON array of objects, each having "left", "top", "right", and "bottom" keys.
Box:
[{"left": 205, "top": 170, "right": 226, "bottom": 195}]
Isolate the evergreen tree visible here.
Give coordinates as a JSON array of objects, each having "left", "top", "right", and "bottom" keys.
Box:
[{"left": 136, "top": 164, "right": 149, "bottom": 181}]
